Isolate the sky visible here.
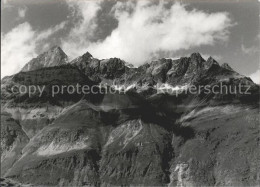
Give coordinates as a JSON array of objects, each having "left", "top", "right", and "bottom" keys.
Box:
[{"left": 1, "top": 0, "right": 259, "bottom": 84}]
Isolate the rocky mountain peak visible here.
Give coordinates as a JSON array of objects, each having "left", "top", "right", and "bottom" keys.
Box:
[
  {"left": 99, "top": 58, "right": 127, "bottom": 79},
  {"left": 207, "top": 56, "right": 218, "bottom": 63},
  {"left": 21, "top": 46, "right": 68, "bottom": 72},
  {"left": 82, "top": 51, "right": 93, "bottom": 59},
  {"left": 205, "top": 56, "right": 219, "bottom": 69},
  {"left": 190, "top": 52, "right": 205, "bottom": 63},
  {"left": 221, "top": 63, "right": 234, "bottom": 71},
  {"left": 71, "top": 51, "right": 93, "bottom": 65},
  {"left": 183, "top": 53, "right": 205, "bottom": 77},
  {"left": 1, "top": 45, "right": 259, "bottom": 187},
  {"left": 50, "top": 45, "right": 66, "bottom": 55}
]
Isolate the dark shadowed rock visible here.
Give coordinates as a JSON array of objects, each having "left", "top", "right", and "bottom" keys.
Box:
[
  {"left": 205, "top": 56, "right": 219, "bottom": 70},
  {"left": 99, "top": 58, "right": 127, "bottom": 79},
  {"left": 70, "top": 52, "right": 101, "bottom": 81},
  {"left": 146, "top": 58, "right": 172, "bottom": 83}
]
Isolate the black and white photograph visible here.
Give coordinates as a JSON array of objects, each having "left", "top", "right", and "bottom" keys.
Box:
[{"left": 1, "top": 0, "right": 260, "bottom": 186}]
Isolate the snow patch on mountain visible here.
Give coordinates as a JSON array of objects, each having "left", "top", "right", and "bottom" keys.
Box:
[
  {"left": 111, "top": 83, "right": 137, "bottom": 92},
  {"left": 156, "top": 83, "right": 189, "bottom": 94}
]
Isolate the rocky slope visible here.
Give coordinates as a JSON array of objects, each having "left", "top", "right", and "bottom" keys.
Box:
[
  {"left": 1, "top": 46, "right": 259, "bottom": 186},
  {"left": 21, "top": 46, "right": 68, "bottom": 72}
]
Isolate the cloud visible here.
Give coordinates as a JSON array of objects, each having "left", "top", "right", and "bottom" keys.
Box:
[
  {"left": 241, "top": 44, "right": 259, "bottom": 55},
  {"left": 61, "top": 0, "right": 102, "bottom": 59},
  {"left": 18, "top": 7, "right": 27, "bottom": 19},
  {"left": 1, "top": 21, "right": 66, "bottom": 78},
  {"left": 62, "top": 1, "right": 232, "bottom": 65},
  {"left": 249, "top": 68, "right": 260, "bottom": 84},
  {"left": 1, "top": 23, "right": 36, "bottom": 78},
  {"left": 1, "top": 0, "right": 13, "bottom": 9},
  {"left": 36, "top": 21, "right": 67, "bottom": 41},
  {"left": 2, "top": 0, "right": 233, "bottom": 77}
]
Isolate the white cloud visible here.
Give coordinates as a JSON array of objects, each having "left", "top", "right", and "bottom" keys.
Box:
[
  {"left": 62, "top": 1, "right": 232, "bottom": 65},
  {"left": 18, "top": 7, "right": 27, "bottom": 19},
  {"left": 1, "top": 22, "right": 66, "bottom": 78},
  {"left": 2, "top": 1, "right": 233, "bottom": 78},
  {"left": 249, "top": 68, "right": 260, "bottom": 84},
  {"left": 36, "top": 21, "right": 67, "bottom": 41},
  {"left": 241, "top": 44, "right": 259, "bottom": 55},
  {"left": 1, "top": 23, "right": 36, "bottom": 78},
  {"left": 61, "top": 0, "right": 102, "bottom": 59}
]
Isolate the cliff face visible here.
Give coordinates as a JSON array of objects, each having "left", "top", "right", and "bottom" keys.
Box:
[{"left": 1, "top": 47, "right": 259, "bottom": 186}]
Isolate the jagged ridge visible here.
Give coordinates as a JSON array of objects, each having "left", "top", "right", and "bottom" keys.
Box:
[{"left": 1, "top": 46, "right": 259, "bottom": 186}]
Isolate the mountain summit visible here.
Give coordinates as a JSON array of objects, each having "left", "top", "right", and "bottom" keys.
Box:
[
  {"left": 21, "top": 46, "right": 68, "bottom": 72},
  {"left": 1, "top": 47, "right": 259, "bottom": 186}
]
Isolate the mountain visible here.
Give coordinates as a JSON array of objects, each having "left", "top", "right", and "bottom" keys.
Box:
[
  {"left": 1, "top": 47, "right": 259, "bottom": 186},
  {"left": 70, "top": 52, "right": 128, "bottom": 81},
  {"left": 21, "top": 46, "right": 68, "bottom": 72}
]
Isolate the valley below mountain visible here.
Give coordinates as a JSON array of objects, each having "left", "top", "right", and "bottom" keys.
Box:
[{"left": 1, "top": 46, "right": 259, "bottom": 186}]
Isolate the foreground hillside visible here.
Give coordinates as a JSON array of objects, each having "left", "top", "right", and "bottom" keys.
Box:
[{"left": 1, "top": 46, "right": 259, "bottom": 186}]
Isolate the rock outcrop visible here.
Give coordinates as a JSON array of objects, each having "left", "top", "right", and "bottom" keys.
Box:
[{"left": 21, "top": 46, "right": 68, "bottom": 72}]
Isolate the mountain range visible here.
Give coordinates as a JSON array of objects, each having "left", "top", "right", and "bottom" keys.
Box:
[{"left": 1, "top": 46, "right": 259, "bottom": 186}]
